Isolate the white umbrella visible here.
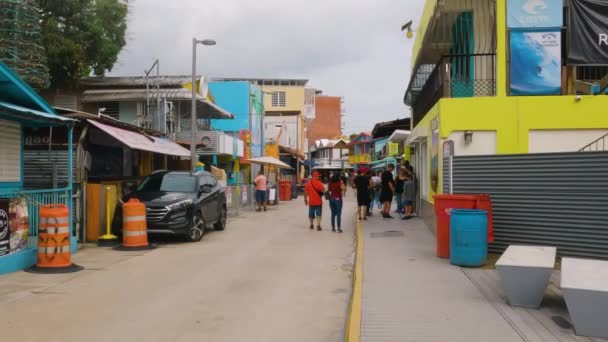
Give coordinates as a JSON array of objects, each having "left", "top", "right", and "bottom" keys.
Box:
[{"left": 247, "top": 156, "right": 292, "bottom": 169}]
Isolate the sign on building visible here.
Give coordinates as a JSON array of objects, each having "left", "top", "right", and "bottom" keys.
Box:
[
  {"left": 507, "top": 0, "right": 563, "bottom": 28},
  {"left": 510, "top": 30, "right": 562, "bottom": 95},
  {"left": 568, "top": 0, "right": 608, "bottom": 65}
]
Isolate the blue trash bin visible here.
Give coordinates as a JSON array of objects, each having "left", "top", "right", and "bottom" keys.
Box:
[{"left": 449, "top": 209, "right": 488, "bottom": 267}]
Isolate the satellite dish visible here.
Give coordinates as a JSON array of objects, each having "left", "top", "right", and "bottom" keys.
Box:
[{"left": 199, "top": 76, "right": 209, "bottom": 99}]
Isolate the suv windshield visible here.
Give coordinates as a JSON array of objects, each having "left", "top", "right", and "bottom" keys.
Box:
[{"left": 137, "top": 173, "right": 197, "bottom": 193}]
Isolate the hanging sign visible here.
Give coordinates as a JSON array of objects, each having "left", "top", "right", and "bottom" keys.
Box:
[
  {"left": 507, "top": 0, "right": 563, "bottom": 28},
  {"left": 510, "top": 30, "right": 562, "bottom": 95},
  {"left": 568, "top": 0, "right": 608, "bottom": 65},
  {"left": 388, "top": 142, "right": 399, "bottom": 156},
  {"left": 0, "top": 199, "right": 10, "bottom": 256}
]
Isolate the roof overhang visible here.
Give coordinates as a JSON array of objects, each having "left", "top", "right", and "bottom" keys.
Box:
[
  {"left": 0, "top": 102, "right": 74, "bottom": 126},
  {"left": 81, "top": 88, "right": 234, "bottom": 119},
  {"left": 389, "top": 130, "right": 411, "bottom": 143},
  {"left": 87, "top": 119, "right": 190, "bottom": 157}
]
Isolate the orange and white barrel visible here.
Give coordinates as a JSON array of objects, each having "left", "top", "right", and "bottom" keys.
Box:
[
  {"left": 122, "top": 198, "right": 149, "bottom": 248},
  {"left": 37, "top": 204, "right": 71, "bottom": 268}
]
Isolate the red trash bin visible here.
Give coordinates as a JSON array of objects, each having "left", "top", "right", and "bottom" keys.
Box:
[
  {"left": 433, "top": 195, "right": 478, "bottom": 258},
  {"left": 279, "top": 180, "right": 291, "bottom": 201}
]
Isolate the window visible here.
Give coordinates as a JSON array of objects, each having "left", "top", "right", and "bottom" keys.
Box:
[
  {"left": 271, "top": 91, "right": 286, "bottom": 107},
  {"left": 97, "top": 102, "right": 120, "bottom": 119},
  {"left": 0, "top": 120, "right": 21, "bottom": 182}
]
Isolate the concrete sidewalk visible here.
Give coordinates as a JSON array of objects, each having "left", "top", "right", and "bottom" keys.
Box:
[{"left": 360, "top": 216, "right": 525, "bottom": 342}]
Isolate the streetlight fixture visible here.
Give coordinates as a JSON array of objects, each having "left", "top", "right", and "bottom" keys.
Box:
[{"left": 191, "top": 37, "right": 217, "bottom": 173}]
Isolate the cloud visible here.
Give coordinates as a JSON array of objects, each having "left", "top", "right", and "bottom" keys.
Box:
[{"left": 111, "top": 0, "right": 424, "bottom": 134}]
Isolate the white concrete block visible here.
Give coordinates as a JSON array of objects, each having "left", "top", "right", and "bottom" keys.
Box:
[
  {"left": 496, "top": 246, "right": 556, "bottom": 308},
  {"left": 561, "top": 257, "right": 608, "bottom": 339}
]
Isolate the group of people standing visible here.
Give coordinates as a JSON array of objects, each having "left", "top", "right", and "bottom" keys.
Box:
[{"left": 353, "top": 162, "right": 416, "bottom": 221}]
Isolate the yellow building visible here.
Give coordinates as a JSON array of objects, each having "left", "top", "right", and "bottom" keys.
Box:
[{"left": 405, "top": 0, "right": 608, "bottom": 211}]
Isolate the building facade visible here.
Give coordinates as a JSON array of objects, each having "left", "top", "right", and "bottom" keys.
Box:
[
  {"left": 306, "top": 94, "right": 342, "bottom": 149},
  {"left": 404, "top": 0, "right": 608, "bottom": 211}
]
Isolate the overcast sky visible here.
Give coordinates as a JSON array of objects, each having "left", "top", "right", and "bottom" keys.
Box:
[{"left": 110, "top": 0, "right": 425, "bottom": 134}]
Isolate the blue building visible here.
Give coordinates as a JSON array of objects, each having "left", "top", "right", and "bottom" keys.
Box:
[
  {"left": 0, "top": 61, "right": 76, "bottom": 274},
  {"left": 210, "top": 81, "right": 264, "bottom": 183}
]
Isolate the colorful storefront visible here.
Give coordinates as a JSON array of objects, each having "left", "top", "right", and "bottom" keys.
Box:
[
  {"left": 348, "top": 133, "right": 373, "bottom": 171},
  {"left": 404, "top": 0, "right": 608, "bottom": 212},
  {"left": 0, "top": 61, "right": 76, "bottom": 274}
]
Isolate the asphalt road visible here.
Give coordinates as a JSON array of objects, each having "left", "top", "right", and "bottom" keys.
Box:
[{"left": 0, "top": 197, "right": 355, "bottom": 342}]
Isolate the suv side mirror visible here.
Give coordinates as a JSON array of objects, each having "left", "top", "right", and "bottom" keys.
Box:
[{"left": 199, "top": 185, "right": 212, "bottom": 194}]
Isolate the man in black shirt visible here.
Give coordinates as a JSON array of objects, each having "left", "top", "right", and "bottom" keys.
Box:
[
  {"left": 380, "top": 164, "right": 395, "bottom": 218},
  {"left": 354, "top": 168, "right": 371, "bottom": 220}
]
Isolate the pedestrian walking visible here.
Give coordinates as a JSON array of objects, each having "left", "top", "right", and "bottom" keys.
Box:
[
  {"left": 328, "top": 174, "right": 345, "bottom": 233},
  {"left": 253, "top": 170, "right": 267, "bottom": 212},
  {"left": 381, "top": 164, "right": 395, "bottom": 219},
  {"left": 402, "top": 172, "right": 415, "bottom": 220},
  {"left": 395, "top": 168, "right": 407, "bottom": 215},
  {"left": 354, "top": 168, "right": 372, "bottom": 220},
  {"left": 304, "top": 171, "right": 325, "bottom": 231}
]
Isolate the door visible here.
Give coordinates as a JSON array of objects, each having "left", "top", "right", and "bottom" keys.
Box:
[
  {"left": 451, "top": 11, "right": 475, "bottom": 98},
  {"left": 203, "top": 175, "right": 219, "bottom": 222}
]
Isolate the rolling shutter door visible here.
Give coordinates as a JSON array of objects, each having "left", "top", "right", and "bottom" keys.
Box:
[{"left": 0, "top": 120, "right": 21, "bottom": 182}]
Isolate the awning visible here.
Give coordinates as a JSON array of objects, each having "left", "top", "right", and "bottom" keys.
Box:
[
  {"left": 247, "top": 156, "right": 292, "bottom": 169},
  {"left": 81, "top": 88, "right": 234, "bottom": 119},
  {"left": 87, "top": 119, "right": 190, "bottom": 157},
  {"left": 389, "top": 130, "right": 411, "bottom": 143},
  {"left": 0, "top": 101, "right": 74, "bottom": 126}
]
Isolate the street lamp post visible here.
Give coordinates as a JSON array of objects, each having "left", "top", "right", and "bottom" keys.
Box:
[{"left": 191, "top": 38, "right": 216, "bottom": 173}]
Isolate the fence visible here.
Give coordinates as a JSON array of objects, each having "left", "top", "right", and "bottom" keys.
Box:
[
  {"left": 224, "top": 184, "right": 284, "bottom": 218},
  {"left": 0, "top": 187, "right": 73, "bottom": 250},
  {"left": 444, "top": 152, "right": 608, "bottom": 259}
]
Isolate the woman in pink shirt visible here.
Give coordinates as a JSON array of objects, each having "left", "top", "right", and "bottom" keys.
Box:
[{"left": 254, "top": 170, "right": 268, "bottom": 212}]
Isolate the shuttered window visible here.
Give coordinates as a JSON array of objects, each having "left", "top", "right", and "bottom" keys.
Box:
[{"left": 0, "top": 120, "right": 21, "bottom": 182}]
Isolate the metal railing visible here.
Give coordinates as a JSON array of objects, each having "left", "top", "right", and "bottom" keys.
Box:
[
  {"left": 410, "top": 54, "right": 496, "bottom": 126},
  {"left": 0, "top": 187, "right": 73, "bottom": 249},
  {"left": 580, "top": 133, "right": 608, "bottom": 152},
  {"left": 312, "top": 158, "right": 351, "bottom": 169}
]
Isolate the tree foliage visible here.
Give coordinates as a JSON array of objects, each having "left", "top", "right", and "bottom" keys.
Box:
[
  {"left": 38, "top": 0, "right": 127, "bottom": 88},
  {"left": 0, "top": 0, "right": 49, "bottom": 88}
]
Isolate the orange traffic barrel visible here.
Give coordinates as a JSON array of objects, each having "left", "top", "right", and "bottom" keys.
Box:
[
  {"left": 27, "top": 204, "right": 83, "bottom": 274},
  {"left": 114, "top": 199, "right": 155, "bottom": 251}
]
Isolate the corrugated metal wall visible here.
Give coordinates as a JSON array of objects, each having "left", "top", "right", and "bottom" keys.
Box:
[
  {"left": 23, "top": 150, "right": 77, "bottom": 189},
  {"left": 447, "top": 152, "right": 608, "bottom": 259}
]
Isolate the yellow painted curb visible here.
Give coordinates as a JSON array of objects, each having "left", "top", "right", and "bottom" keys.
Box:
[{"left": 345, "top": 217, "right": 363, "bottom": 342}]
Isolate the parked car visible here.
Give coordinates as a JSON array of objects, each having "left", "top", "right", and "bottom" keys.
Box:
[{"left": 113, "top": 170, "right": 227, "bottom": 242}]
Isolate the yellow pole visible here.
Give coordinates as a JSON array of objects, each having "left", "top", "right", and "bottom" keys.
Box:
[{"left": 98, "top": 186, "right": 118, "bottom": 243}]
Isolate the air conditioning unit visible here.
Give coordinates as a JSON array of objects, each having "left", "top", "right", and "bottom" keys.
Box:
[{"left": 196, "top": 131, "right": 219, "bottom": 155}]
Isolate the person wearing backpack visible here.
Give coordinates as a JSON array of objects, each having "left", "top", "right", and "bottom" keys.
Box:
[{"left": 304, "top": 171, "right": 326, "bottom": 231}]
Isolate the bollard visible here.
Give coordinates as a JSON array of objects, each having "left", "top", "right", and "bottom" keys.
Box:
[
  {"left": 26, "top": 204, "right": 83, "bottom": 274},
  {"left": 98, "top": 186, "right": 119, "bottom": 246}
]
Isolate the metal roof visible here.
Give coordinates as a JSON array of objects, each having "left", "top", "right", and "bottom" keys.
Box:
[
  {"left": 0, "top": 64, "right": 52, "bottom": 114},
  {"left": 80, "top": 75, "right": 193, "bottom": 88},
  {"left": 0, "top": 101, "right": 73, "bottom": 125},
  {"left": 87, "top": 119, "right": 190, "bottom": 157},
  {"left": 81, "top": 88, "right": 234, "bottom": 119},
  {"left": 216, "top": 78, "right": 309, "bottom": 86}
]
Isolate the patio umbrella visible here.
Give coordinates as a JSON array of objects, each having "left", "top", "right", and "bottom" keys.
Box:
[{"left": 247, "top": 156, "right": 293, "bottom": 169}]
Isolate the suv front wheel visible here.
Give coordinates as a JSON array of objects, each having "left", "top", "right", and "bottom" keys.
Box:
[{"left": 186, "top": 213, "right": 206, "bottom": 242}]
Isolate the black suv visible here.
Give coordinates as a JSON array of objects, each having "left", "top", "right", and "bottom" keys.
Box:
[{"left": 114, "top": 170, "right": 227, "bottom": 242}]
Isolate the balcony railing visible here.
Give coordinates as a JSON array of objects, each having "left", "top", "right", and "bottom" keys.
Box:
[
  {"left": 312, "top": 158, "right": 351, "bottom": 169},
  {"left": 406, "top": 54, "right": 496, "bottom": 127}
]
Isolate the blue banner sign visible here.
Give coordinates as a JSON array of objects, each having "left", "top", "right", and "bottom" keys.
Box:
[{"left": 510, "top": 30, "right": 562, "bottom": 95}]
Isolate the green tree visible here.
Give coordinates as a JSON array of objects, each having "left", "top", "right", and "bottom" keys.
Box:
[
  {"left": 38, "top": 0, "right": 127, "bottom": 88},
  {"left": 0, "top": 0, "right": 50, "bottom": 88}
]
